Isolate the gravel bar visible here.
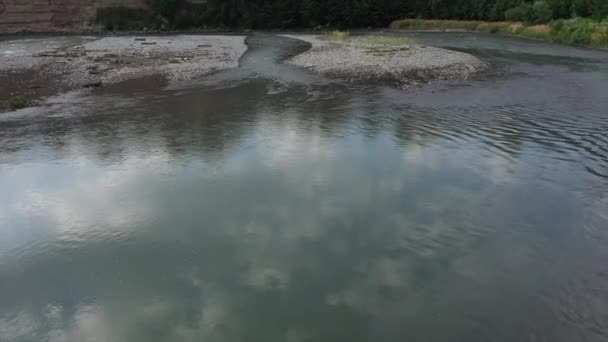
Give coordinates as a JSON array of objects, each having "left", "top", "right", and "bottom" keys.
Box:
[
  {"left": 282, "top": 34, "right": 486, "bottom": 83},
  {"left": 2, "top": 35, "right": 247, "bottom": 88}
]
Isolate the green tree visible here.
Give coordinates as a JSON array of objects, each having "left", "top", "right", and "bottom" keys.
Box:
[
  {"left": 531, "top": 1, "right": 553, "bottom": 23},
  {"left": 151, "top": 0, "right": 178, "bottom": 23}
]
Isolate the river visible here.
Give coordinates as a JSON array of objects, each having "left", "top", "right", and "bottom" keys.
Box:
[{"left": 1, "top": 32, "right": 608, "bottom": 341}]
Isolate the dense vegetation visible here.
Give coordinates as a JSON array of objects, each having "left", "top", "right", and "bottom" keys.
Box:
[
  {"left": 94, "top": 7, "right": 161, "bottom": 30},
  {"left": 391, "top": 18, "right": 608, "bottom": 47},
  {"left": 93, "top": 0, "right": 607, "bottom": 46},
  {"left": 95, "top": 0, "right": 608, "bottom": 29}
]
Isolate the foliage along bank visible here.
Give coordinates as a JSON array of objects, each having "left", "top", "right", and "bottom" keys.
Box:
[
  {"left": 92, "top": 0, "right": 607, "bottom": 47},
  {"left": 93, "top": 0, "right": 608, "bottom": 30},
  {"left": 390, "top": 18, "right": 608, "bottom": 48}
]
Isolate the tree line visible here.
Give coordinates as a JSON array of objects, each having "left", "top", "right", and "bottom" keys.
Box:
[
  {"left": 181, "top": 0, "right": 607, "bottom": 28},
  {"left": 97, "top": 0, "right": 608, "bottom": 30}
]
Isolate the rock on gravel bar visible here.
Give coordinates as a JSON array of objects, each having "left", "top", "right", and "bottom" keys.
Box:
[{"left": 282, "top": 34, "right": 486, "bottom": 83}]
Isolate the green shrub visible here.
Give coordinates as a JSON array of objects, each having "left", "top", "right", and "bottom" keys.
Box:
[
  {"left": 550, "top": 18, "right": 564, "bottom": 31},
  {"left": 4, "top": 96, "right": 32, "bottom": 111},
  {"left": 94, "top": 7, "right": 160, "bottom": 31},
  {"left": 531, "top": 1, "right": 552, "bottom": 24},
  {"left": 505, "top": 2, "right": 552, "bottom": 24},
  {"left": 505, "top": 3, "right": 532, "bottom": 22},
  {"left": 548, "top": 18, "right": 608, "bottom": 46},
  {"left": 571, "top": 0, "right": 593, "bottom": 17}
]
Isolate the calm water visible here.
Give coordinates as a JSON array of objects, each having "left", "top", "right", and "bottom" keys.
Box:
[{"left": 1, "top": 33, "right": 608, "bottom": 342}]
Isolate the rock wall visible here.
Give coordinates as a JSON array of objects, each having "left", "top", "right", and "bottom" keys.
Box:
[{"left": 0, "top": 0, "right": 148, "bottom": 33}]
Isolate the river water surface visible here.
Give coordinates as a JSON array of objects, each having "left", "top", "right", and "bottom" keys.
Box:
[{"left": 1, "top": 33, "right": 608, "bottom": 342}]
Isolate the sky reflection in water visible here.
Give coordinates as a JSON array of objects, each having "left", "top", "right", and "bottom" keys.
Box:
[{"left": 1, "top": 33, "right": 608, "bottom": 342}]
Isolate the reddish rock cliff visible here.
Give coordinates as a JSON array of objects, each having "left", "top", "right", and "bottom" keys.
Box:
[{"left": 0, "top": 0, "right": 147, "bottom": 33}]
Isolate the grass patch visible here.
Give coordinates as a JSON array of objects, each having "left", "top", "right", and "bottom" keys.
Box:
[
  {"left": 519, "top": 24, "right": 551, "bottom": 40},
  {"left": 390, "top": 18, "right": 608, "bottom": 48},
  {"left": 359, "top": 35, "right": 416, "bottom": 56},
  {"left": 360, "top": 35, "right": 415, "bottom": 46},
  {"left": 389, "top": 18, "right": 524, "bottom": 34},
  {"left": 390, "top": 19, "right": 487, "bottom": 31},
  {"left": 476, "top": 21, "right": 516, "bottom": 34},
  {"left": 322, "top": 30, "right": 351, "bottom": 42},
  {"left": 4, "top": 96, "right": 33, "bottom": 111}
]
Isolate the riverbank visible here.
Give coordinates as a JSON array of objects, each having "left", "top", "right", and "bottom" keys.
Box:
[
  {"left": 390, "top": 18, "right": 608, "bottom": 48},
  {"left": 284, "top": 34, "right": 486, "bottom": 84},
  {"left": 0, "top": 35, "right": 247, "bottom": 111}
]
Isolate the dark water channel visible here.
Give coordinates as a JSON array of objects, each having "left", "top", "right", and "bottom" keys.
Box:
[{"left": 1, "top": 32, "right": 608, "bottom": 342}]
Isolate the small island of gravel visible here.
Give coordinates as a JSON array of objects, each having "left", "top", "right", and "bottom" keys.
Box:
[
  {"left": 1, "top": 35, "right": 247, "bottom": 108},
  {"left": 283, "top": 34, "right": 486, "bottom": 83},
  {"left": 61, "top": 35, "right": 248, "bottom": 86}
]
